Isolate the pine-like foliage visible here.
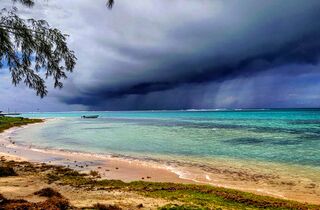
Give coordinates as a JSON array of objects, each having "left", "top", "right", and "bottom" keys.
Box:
[
  {"left": 0, "top": 8, "right": 76, "bottom": 97},
  {"left": 0, "top": 0, "right": 77, "bottom": 97},
  {"left": 0, "top": 0, "right": 114, "bottom": 97},
  {"left": 11, "top": 0, "right": 34, "bottom": 7},
  {"left": 107, "top": 0, "right": 114, "bottom": 8}
]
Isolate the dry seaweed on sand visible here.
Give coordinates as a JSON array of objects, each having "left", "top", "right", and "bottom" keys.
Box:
[
  {"left": 0, "top": 166, "right": 17, "bottom": 177},
  {"left": 34, "top": 187, "right": 63, "bottom": 198},
  {"left": 0, "top": 193, "right": 70, "bottom": 210},
  {"left": 92, "top": 203, "right": 122, "bottom": 210}
]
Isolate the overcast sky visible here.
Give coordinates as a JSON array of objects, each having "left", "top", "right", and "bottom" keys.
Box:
[{"left": 1, "top": 0, "right": 320, "bottom": 111}]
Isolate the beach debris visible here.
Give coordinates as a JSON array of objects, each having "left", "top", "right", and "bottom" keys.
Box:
[
  {"left": 136, "top": 203, "right": 143, "bottom": 208},
  {"left": 0, "top": 166, "right": 17, "bottom": 177},
  {"left": 305, "top": 183, "right": 317, "bottom": 189},
  {"left": 0, "top": 193, "right": 70, "bottom": 209},
  {"left": 89, "top": 170, "right": 100, "bottom": 177},
  {"left": 147, "top": 176, "right": 151, "bottom": 179},
  {"left": 115, "top": 167, "right": 119, "bottom": 170},
  {"left": 34, "top": 188, "right": 62, "bottom": 198},
  {"left": 93, "top": 203, "right": 122, "bottom": 210}
]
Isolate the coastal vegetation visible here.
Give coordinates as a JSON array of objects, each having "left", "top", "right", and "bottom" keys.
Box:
[
  {"left": 0, "top": 155, "right": 319, "bottom": 209},
  {"left": 0, "top": 0, "right": 114, "bottom": 97},
  {"left": 0, "top": 116, "right": 42, "bottom": 133},
  {"left": 0, "top": 0, "right": 77, "bottom": 97},
  {"left": 50, "top": 168, "right": 320, "bottom": 210}
]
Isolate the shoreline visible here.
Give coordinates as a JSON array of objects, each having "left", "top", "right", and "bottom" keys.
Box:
[
  {"left": 0, "top": 123, "right": 194, "bottom": 184},
  {"left": 1, "top": 122, "right": 320, "bottom": 205}
]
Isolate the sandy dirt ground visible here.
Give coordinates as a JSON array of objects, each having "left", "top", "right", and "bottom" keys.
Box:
[{"left": 0, "top": 153, "right": 178, "bottom": 209}]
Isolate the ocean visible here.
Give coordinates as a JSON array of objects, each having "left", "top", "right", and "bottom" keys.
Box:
[
  {"left": 17, "top": 109, "right": 320, "bottom": 167},
  {"left": 10, "top": 109, "right": 320, "bottom": 194}
]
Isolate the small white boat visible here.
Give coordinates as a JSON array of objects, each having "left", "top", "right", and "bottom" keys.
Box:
[{"left": 81, "top": 115, "right": 99, "bottom": 119}]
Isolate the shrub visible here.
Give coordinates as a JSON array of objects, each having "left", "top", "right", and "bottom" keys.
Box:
[{"left": 0, "top": 166, "right": 17, "bottom": 177}]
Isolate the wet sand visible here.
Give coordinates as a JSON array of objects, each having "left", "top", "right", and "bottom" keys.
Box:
[{"left": 1, "top": 123, "right": 320, "bottom": 205}]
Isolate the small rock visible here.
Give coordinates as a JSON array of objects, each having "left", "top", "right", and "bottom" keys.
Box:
[{"left": 137, "top": 203, "right": 143, "bottom": 208}]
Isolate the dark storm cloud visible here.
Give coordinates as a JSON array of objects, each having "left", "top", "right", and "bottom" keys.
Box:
[
  {"left": 2, "top": 0, "right": 320, "bottom": 111},
  {"left": 72, "top": 64, "right": 320, "bottom": 110},
  {"left": 56, "top": 0, "right": 320, "bottom": 110},
  {"left": 101, "top": 33, "right": 320, "bottom": 97}
]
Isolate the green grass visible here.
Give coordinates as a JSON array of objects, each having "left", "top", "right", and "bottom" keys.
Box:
[
  {"left": 0, "top": 116, "right": 43, "bottom": 133},
  {"left": 47, "top": 167, "right": 320, "bottom": 210}
]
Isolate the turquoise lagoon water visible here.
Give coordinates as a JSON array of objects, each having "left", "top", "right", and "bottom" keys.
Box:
[{"left": 13, "top": 109, "right": 320, "bottom": 169}]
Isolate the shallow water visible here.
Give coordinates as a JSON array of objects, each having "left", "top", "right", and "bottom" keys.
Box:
[
  {"left": 18, "top": 109, "right": 320, "bottom": 168},
  {"left": 3, "top": 109, "right": 318, "bottom": 202}
]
